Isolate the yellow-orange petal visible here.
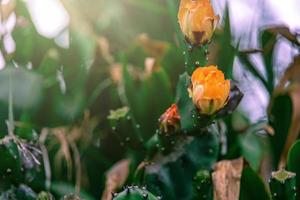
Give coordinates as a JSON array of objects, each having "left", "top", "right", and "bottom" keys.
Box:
[
  {"left": 178, "top": 0, "right": 219, "bottom": 46},
  {"left": 189, "top": 66, "right": 231, "bottom": 114}
]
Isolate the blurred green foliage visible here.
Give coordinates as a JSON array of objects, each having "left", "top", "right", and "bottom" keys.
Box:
[{"left": 0, "top": 0, "right": 299, "bottom": 199}]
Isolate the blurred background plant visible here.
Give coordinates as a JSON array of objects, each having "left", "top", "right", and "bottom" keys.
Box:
[{"left": 0, "top": 0, "right": 299, "bottom": 199}]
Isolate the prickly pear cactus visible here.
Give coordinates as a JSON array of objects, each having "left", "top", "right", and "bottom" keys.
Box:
[
  {"left": 269, "top": 169, "right": 296, "bottom": 200},
  {"left": 192, "top": 170, "right": 213, "bottom": 200},
  {"left": 112, "top": 185, "right": 161, "bottom": 200},
  {"left": 0, "top": 137, "right": 22, "bottom": 184},
  {"left": 108, "top": 107, "right": 144, "bottom": 149},
  {"left": 37, "top": 191, "right": 55, "bottom": 200},
  {"left": 62, "top": 194, "right": 82, "bottom": 200},
  {"left": 144, "top": 128, "right": 219, "bottom": 200},
  {"left": 146, "top": 130, "right": 180, "bottom": 157}
]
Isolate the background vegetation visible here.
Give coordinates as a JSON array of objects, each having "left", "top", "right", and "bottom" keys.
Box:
[{"left": 0, "top": 0, "right": 300, "bottom": 199}]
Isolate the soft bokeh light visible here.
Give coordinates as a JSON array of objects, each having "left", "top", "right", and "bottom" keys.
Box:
[
  {"left": 25, "top": 0, "right": 69, "bottom": 38},
  {"left": 18, "top": 0, "right": 300, "bottom": 122},
  {"left": 212, "top": 0, "right": 300, "bottom": 121}
]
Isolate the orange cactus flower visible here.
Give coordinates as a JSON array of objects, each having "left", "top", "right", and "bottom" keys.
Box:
[
  {"left": 178, "top": 0, "right": 219, "bottom": 46},
  {"left": 159, "top": 104, "right": 181, "bottom": 134},
  {"left": 189, "top": 66, "right": 230, "bottom": 114}
]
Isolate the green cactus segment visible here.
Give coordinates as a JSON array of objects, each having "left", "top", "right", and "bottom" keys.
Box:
[
  {"left": 122, "top": 63, "right": 173, "bottom": 139},
  {"left": 144, "top": 130, "right": 219, "bottom": 200},
  {"left": 269, "top": 94, "right": 293, "bottom": 167},
  {"left": 239, "top": 166, "right": 271, "bottom": 200},
  {"left": 0, "top": 137, "right": 22, "bottom": 184},
  {"left": 108, "top": 107, "right": 144, "bottom": 149},
  {"left": 192, "top": 170, "right": 213, "bottom": 200},
  {"left": 37, "top": 191, "right": 55, "bottom": 200},
  {"left": 113, "top": 186, "right": 161, "bottom": 200},
  {"left": 184, "top": 45, "right": 208, "bottom": 75},
  {"left": 176, "top": 73, "right": 214, "bottom": 134},
  {"left": 62, "top": 194, "right": 83, "bottom": 200},
  {"left": 287, "top": 140, "right": 300, "bottom": 199},
  {"left": 269, "top": 169, "right": 296, "bottom": 200},
  {"left": 146, "top": 131, "right": 180, "bottom": 158}
]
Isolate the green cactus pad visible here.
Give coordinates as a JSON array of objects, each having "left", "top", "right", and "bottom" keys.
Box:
[
  {"left": 113, "top": 185, "right": 161, "bottom": 200},
  {"left": 62, "top": 194, "right": 83, "bottom": 200},
  {"left": 37, "top": 191, "right": 55, "bottom": 200},
  {"left": 269, "top": 169, "right": 296, "bottom": 200},
  {"left": 192, "top": 170, "right": 213, "bottom": 200}
]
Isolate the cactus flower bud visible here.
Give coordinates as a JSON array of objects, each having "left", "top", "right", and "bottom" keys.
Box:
[
  {"left": 188, "top": 66, "right": 230, "bottom": 115},
  {"left": 159, "top": 104, "right": 181, "bottom": 134},
  {"left": 178, "top": 0, "right": 219, "bottom": 46}
]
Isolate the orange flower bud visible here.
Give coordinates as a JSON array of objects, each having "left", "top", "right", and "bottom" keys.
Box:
[
  {"left": 159, "top": 104, "right": 181, "bottom": 134},
  {"left": 189, "top": 66, "right": 230, "bottom": 114},
  {"left": 178, "top": 0, "right": 219, "bottom": 46}
]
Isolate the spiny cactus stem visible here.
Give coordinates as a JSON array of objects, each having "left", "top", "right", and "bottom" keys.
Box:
[
  {"left": 113, "top": 185, "right": 160, "bottom": 200},
  {"left": 130, "top": 115, "right": 145, "bottom": 144},
  {"left": 269, "top": 169, "right": 296, "bottom": 200}
]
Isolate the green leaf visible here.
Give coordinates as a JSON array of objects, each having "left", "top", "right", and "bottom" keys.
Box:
[
  {"left": 70, "top": 30, "right": 96, "bottom": 70},
  {"left": 287, "top": 140, "right": 300, "bottom": 198},
  {"left": 122, "top": 65, "right": 173, "bottom": 138},
  {"left": 12, "top": 1, "right": 34, "bottom": 64},
  {"left": 238, "top": 122, "right": 269, "bottom": 171},
  {"left": 54, "top": 90, "right": 85, "bottom": 122},
  {"left": 122, "top": 63, "right": 137, "bottom": 107},
  {"left": 238, "top": 132, "right": 264, "bottom": 171},
  {"left": 37, "top": 48, "right": 61, "bottom": 80},
  {"left": 238, "top": 52, "right": 269, "bottom": 93},
  {"left": 261, "top": 29, "right": 276, "bottom": 92},
  {"left": 13, "top": 0, "right": 55, "bottom": 65},
  {"left": 215, "top": 8, "right": 235, "bottom": 79},
  {"left": 239, "top": 166, "right": 271, "bottom": 200},
  {"left": 165, "top": 0, "right": 186, "bottom": 59},
  {"left": 269, "top": 94, "right": 293, "bottom": 167},
  {"left": 137, "top": 69, "right": 173, "bottom": 136}
]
